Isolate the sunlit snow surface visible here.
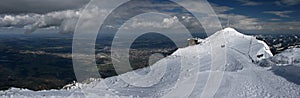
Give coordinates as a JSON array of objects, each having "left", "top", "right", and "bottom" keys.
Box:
[{"left": 1, "top": 28, "right": 299, "bottom": 98}]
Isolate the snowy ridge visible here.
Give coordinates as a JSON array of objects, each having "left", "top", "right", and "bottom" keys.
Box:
[{"left": 1, "top": 28, "right": 299, "bottom": 98}]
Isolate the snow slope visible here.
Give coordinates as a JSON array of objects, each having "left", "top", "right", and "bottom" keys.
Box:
[
  {"left": 260, "top": 48, "right": 300, "bottom": 66},
  {"left": 1, "top": 27, "right": 299, "bottom": 98}
]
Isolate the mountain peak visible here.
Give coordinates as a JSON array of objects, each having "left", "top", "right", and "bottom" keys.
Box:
[
  {"left": 218, "top": 27, "right": 244, "bottom": 36},
  {"left": 223, "top": 27, "right": 237, "bottom": 32},
  {"left": 208, "top": 27, "right": 243, "bottom": 40}
]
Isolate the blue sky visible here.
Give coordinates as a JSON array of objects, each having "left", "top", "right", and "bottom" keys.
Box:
[
  {"left": 210, "top": 0, "right": 300, "bottom": 21},
  {"left": 208, "top": 0, "right": 300, "bottom": 33},
  {"left": 0, "top": 0, "right": 299, "bottom": 34}
]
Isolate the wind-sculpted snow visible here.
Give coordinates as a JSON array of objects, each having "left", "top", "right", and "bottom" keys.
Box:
[
  {"left": 260, "top": 48, "right": 300, "bottom": 66},
  {"left": 259, "top": 48, "right": 300, "bottom": 85},
  {"left": 211, "top": 27, "right": 273, "bottom": 71},
  {"left": 1, "top": 28, "right": 299, "bottom": 98}
]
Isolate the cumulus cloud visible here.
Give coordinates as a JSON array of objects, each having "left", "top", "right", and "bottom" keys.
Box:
[
  {"left": 22, "top": 10, "right": 81, "bottom": 33},
  {"left": 0, "top": 0, "right": 91, "bottom": 34},
  {"left": 0, "top": 5, "right": 108, "bottom": 34},
  {"left": 0, "top": 14, "right": 37, "bottom": 27},
  {"left": 126, "top": 16, "right": 181, "bottom": 30},
  {"left": 263, "top": 11, "right": 294, "bottom": 18}
]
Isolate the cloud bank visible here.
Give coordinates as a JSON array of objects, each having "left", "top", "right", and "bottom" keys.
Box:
[
  {"left": 263, "top": 11, "right": 295, "bottom": 18},
  {"left": 0, "top": 0, "right": 299, "bottom": 34}
]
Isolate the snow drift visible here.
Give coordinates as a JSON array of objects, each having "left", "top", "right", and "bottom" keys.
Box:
[{"left": 1, "top": 28, "right": 299, "bottom": 98}]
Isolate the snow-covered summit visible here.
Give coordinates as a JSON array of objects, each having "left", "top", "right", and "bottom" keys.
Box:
[
  {"left": 223, "top": 27, "right": 239, "bottom": 32},
  {"left": 208, "top": 27, "right": 273, "bottom": 62},
  {"left": 210, "top": 27, "right": 244, "bottom": 38},
  {"left": 1, "top": 28, "right": 299, "bottom": 98}
]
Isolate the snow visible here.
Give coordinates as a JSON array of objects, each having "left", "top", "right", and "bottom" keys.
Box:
[
  {"left": 264, "top": 48, "right": 300, "bottom": 66},
  {"left": 1, "top": 28, "right": 299, "bottom": 98}
]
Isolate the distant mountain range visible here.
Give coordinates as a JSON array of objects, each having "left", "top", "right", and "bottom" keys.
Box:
[{"left": 256, "top": 34, "right": 300, "bottom": 54}]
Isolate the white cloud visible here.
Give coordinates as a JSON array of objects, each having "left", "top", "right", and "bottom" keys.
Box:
[
  {"left": 275, "top": 0, "right": 300, "bottom": 6},
  {"left": 0, "top": 5, "right": 108, "bottom": 33},
  {"left": 210, "top": 3, "right": 234, "bottom": 13},
  {"left": 217, "top": 13, "right": 262, "bottom": 30},
  {"left": 0, "top": 1, "right": 233, "bottom": 34},
  {"left": 0, "top": 1, "right": 299, "bottom": 34},
  {"left": 0, "top": 14, "right": 37, "bottom": 27},
  {"left": 236, "top": 0, "right": 262, "bottom": 6},
  {"left": 178, "top": 1, "right": 233, "bottom": 14},
  {"left": 121, "top": 2, "right": 234, "bottom": 32},
  {"left": 147, "top": 2, "right": 289, "bottom": 32},
  {"left": 263, "top": 11, "right": 294, "bottom": 18},
  {"left": 269, "top": 18, "right": 281, "bottom": 21},
  {"left": 262, "top": 21, "right": 300, "bottom": 31},
  {"left": 126, "top": 15, "right": 181, "bottom": 30},
  {"left": 24, "top": 10, "right": 81, "bottom": 33}
]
